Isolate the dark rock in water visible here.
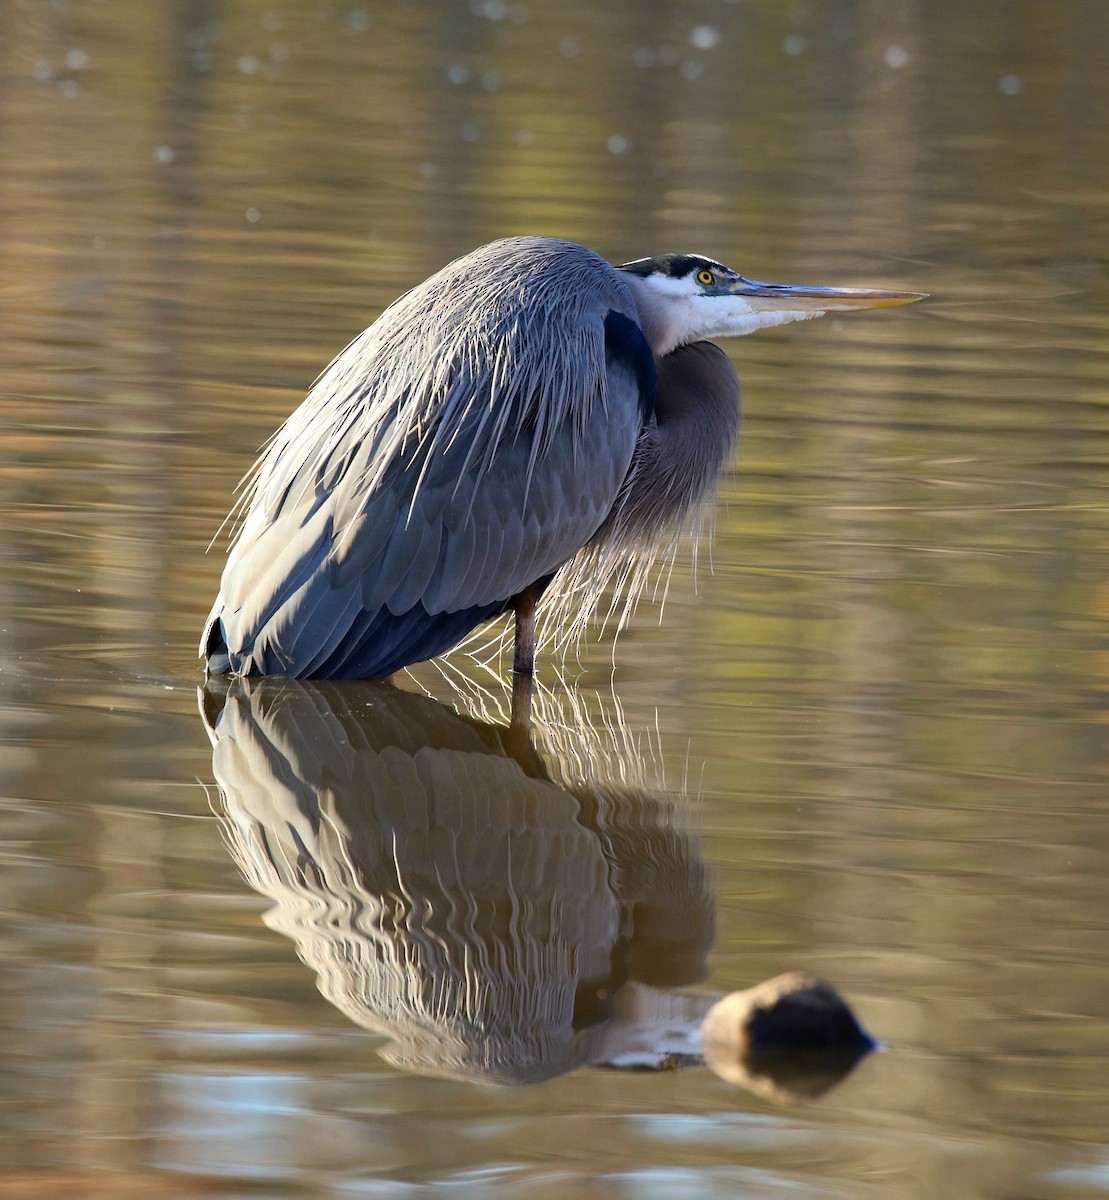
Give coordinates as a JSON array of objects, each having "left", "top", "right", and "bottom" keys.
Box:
[{"left": 701, "top": 972, "right": 876, "bottom": 1102}]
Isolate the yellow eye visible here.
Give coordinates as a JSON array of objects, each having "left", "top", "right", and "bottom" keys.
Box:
[{"left": 696, "top": 268, "right": 715, "bottom": 286}]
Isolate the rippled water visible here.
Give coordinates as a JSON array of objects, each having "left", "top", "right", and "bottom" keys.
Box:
[{"left": 1, "top": 0, "right": 1107, "bottom": 1196}]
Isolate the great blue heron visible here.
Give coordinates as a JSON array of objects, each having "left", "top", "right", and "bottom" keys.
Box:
[{"left": 202, "top": 236, "right": 922, "bottom": 680}]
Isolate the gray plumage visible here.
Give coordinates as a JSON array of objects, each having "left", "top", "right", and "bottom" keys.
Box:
[{"left": 202, "top": 236, "right": 921, "bottom": 678}]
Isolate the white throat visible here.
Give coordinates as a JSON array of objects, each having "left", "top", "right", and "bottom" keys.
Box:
[{"left": 623, "top": 273, "right": 823, "bottom": 358}]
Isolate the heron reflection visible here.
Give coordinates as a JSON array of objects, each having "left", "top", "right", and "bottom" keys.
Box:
[{"left": 201, "top": 677, "right": 872, "bottom": 1098}]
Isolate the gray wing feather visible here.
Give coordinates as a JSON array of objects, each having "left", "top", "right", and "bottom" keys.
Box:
[
  {"left": 328, "top": 493, "right": 394, "bottom": 588},
  {"left": 493, "top": 505, "right": 525, "bottom": 599},
  {"left": 220, "top": 378, "right": 638, "bottom": 670},
  {"left": 426, "top": 502, "right": 478, "bottom": 612},
  {"left": 212, "top": 237, "right": 645, "bottom": 674},
  {"left": 325, "top": 316, "right": 639, "bottom": 615},
  {"left": 221, "top": 502, "right": 333, "bottom": 654},
  {"left": 383, "top": 511, "right": 442, "bottom": 615},
  {"left": 288, "top": 580, "right": 364, "bottom": 676}
]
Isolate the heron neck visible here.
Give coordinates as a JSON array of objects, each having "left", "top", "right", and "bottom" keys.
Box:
[
  {"left": 621, "top": 273, "right": 686, "bottom": 357},
  {"left": 599, "top": 340, "right": 739, "bottom": 556}
]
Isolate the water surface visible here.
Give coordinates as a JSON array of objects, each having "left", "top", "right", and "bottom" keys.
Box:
[{"left": 1, "top": 1, "right": 1107, "bottom": 1196}]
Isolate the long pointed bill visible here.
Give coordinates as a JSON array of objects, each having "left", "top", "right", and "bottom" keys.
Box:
[{"left": 736, "top": 280, "right": 927, "bottom": 314}]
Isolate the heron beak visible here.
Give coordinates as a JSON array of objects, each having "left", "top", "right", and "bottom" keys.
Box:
[{"left": 734, "top": 280, "right": 927, "bottom": 313}]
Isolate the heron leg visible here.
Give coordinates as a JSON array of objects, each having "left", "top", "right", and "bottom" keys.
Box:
[{"left": 512, "top": 584, "right": 538, "bottom": 676}]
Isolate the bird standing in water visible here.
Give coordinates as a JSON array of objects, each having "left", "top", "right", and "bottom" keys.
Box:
[{"left": 202, "top": 237, "right": 922, "bottom": 681}]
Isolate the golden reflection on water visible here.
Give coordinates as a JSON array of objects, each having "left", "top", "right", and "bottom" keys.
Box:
[{"left": 0, "top": 0, "right": 1108, "bottom": 1196}]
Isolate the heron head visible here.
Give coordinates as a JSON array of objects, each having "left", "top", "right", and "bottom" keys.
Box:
[{"left": 618, "top": 253, "right": 925, "bottom": 357}]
